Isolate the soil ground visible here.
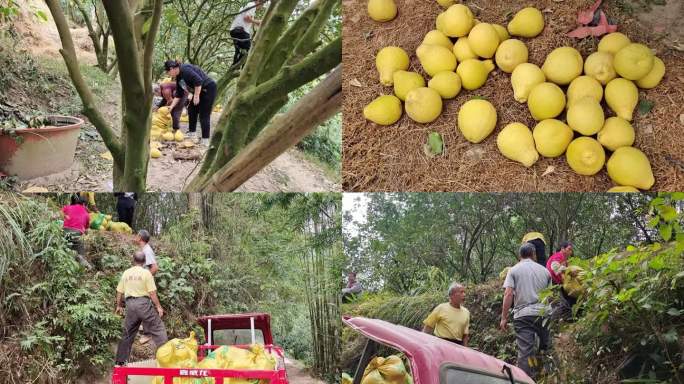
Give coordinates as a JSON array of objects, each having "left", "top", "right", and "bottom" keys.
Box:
[
  {"left": 342, "top": 0, "right": 684, "bottom": 191},
  {"left": 7, "top": 0, "right": 340, "bottom": 193}
]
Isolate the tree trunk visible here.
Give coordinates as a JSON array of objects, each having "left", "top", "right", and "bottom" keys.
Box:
[{"left": 46, "top": 0, "right": 162, "bottom": 192}]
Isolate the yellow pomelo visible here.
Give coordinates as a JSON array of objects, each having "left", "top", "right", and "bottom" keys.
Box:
[
  {"left": 393, "top": 71, "right": 426, "bottom": 101},
  {"left": 607, "top": 186, "right": 640, "bottom": 192},
  {"left": 507, "top": 7, "right": 544, "bottom": 38},
  {"left": 607, "top": 147, "right": 654, "bottom": 190},
  {"left": 428, "top": 71, "right": 462, "bottom": 99},
  {"left": 566, "top": 137, "right": 605, "bottom": 176},
  {"left": 368, "top": 0, "right": 397, "bottom": 22},
  {"left": 542, "top": 46, "right": 583, "bottom": 85},
  {"left": 614, "top": 43, "right": 654, "bottom": 80},
  {"left": 467, "top": 23, "right": 500, "bottom": 58},
  {"left": 527, "top": 82, "right": 566, "bottom": 120},
  {"left": 511, "top": 63, "right": 545, "bottom": 103},
  {"left": 597, "top": 117, "right": 635, "bottom": 151},
  {"left": 422, "top": 30, "right": 454, "bottom": 50},
  {"left": 567, "top": 76, "right": 603, "bottom": 108},
  {"left": 438, "top": 4, "right": 474, "bottom": 37},
  {"left": 453, "top": 37, "right": 478, "bottom": 62},
  {"left": 567, "top": 97, "right": 605, "bottom": 136},
  {"left": 457, "top": 99, "right": 497, "bottom": 143},
  {"left": 492, "top": 24, "right": 509, "bottom": 41},
  {"left": 376, "top": 46, "right": 410, "bottom": 86},
  {"left": 162, "top": 132, "right": 175, "bottom": 141},
  {"left": 456, "top": 59, "right": 494, "bottom": 90},
  {"left": 584, "top": 51, "right": 616, "bottom": 85},
  {"left": 494, "top": 38, "right": 528, "bottom": 73},
  {"left": 174, "top": 130, "right": 184, "bottom": 142},
  {"left": 416, "top": 44, "right": 457, "bottom": 77},
  {"left": 497, "top": 122, "right": 539, "bottom": 167},
  {"left": 533, "top": 119, "right": 573, "bottom": 158},
  {"left": 363, "top": 95, "right": 403, "bottom": 125},
  {"left": 150, "top": 148, "right": 162, "bottom": 158},
  {"left": 605, "top": 78, "right": 638, "bottom": 121},
  {"left": 405, "top": 87, "right": 443, "bottom": 123},
  {"left": 598, "top": 32, "right": 631, "bottom": 55},
  {"left": 635, "top": 57, "right": 665, "bottom": 89}
]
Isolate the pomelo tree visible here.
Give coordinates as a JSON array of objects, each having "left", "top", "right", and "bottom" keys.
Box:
[{"left": 46, "top": 0, "right": 340, "bottom": 192}]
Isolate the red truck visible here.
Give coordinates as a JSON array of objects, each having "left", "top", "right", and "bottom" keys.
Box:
[
  {"left": 112, "top": 313, "right": 289, "bottom": 384},
  {"left": 344, "top": 316, "right": 535, "bottom": 384}
]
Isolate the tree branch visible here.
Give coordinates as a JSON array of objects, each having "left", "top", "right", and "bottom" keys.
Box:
[{"left": 189, "top": 66, "right": 341, "bottom": 192}]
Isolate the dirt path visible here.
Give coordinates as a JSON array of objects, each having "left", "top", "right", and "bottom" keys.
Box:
[
  {"left": 145, "top": 144, "right": 339, "bottom": 192},
  {"left": 284, "top": 357, "right": 326, "bottom": 384}
]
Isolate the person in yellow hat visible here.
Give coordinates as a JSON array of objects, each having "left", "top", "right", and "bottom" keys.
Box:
[{"left": 522, "top": 231, "right": 547, "bottom": 267}]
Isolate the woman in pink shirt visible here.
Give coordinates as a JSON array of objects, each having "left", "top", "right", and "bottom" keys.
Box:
[
  {"left": 546, "top": 241, "right": 577, "bottom": 316},
  {"left": 62, "top": 195, "right": 90, "bottom": 262}
]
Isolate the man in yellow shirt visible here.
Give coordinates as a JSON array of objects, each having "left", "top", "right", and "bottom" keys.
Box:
[
  {"left": 114, "top": 251, "right": 168, "bottom": 366},
  {"left": 422, "top": 283, "right": 470, "bottom": 346}
]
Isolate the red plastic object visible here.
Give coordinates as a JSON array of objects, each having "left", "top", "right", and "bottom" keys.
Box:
[
  {"left": 0, "top": 115, "right": 83, "bottom": 179},
  {"left": 111, "top": 313, "right": 288, "bottom": 384},
  {"left": 568, "top": 0, "right": 617, "bottom": 38},
  {"left": 567, "top": 10, "right": 617, "bottom": 38},
  {"left": 343, "top": 316, "right": 535, "bottom": 384}
]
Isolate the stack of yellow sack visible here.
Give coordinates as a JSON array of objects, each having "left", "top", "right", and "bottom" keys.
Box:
[
  {"left": 154, "top": 332, "right": 277, "bottom": 384},
  {"left": 563, "top": 265, "right": 586, "bottom": 298},
  {"left": 88, "top": 212, "right": 112, "bottom": 230},
  {"left": 361, "top": 355, "right": 412, "bottom": 384},
  {"left": 108, "top": 221, "right": 132, "bottom": 234},
  {"left": 198, "top": 344, "right": 276, "bottom": 384},
  {"left": 154, "top": 332, "right": 199, "bottom": 384},
  {"left": 151, "top": 107, "right": 173, "bottom": 142}
]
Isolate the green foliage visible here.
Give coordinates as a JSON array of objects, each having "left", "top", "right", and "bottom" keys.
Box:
[
  {"left": 345, "top": 193, "right": 657, "bottom": 294},
  {"left": 296, "top": 113, "right": 341, "bottom": 170}
]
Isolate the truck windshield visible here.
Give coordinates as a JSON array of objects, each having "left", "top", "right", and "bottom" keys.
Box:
[{"left": 212, "top": 329, "right": 265, "bottom": 345}]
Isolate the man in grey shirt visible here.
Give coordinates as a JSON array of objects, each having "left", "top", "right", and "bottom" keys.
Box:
[
  {"left": 500, "top": 242, "right": 552, "bottom": 378},
  {"left": 136, "top": 230, "right": 158, "bottom": 275}
]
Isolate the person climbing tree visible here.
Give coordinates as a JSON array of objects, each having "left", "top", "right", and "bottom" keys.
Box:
[
  {"left": 500, "top": 243, "right": 552, "bottom": 379},
  {"left": 153, "top": 82, "right": 187, "bottom": 134},
  {"left": 114, "top": 251, "right": 167, "bottom": 366},
  {"left": 115, "top": 192, "right": 137, "bottom": 228},
  {"left": 164, "top": 60, "right": 217, "bottom": 146},
  {"left": 61, "top": 194, "right": 92, "bottom": 269},
  {"left": 522, "top": 231, "right": 548, "bottom": 267},
  {"left": 229, "top": 1, "right": 264, "bottom": 67},
  {"left": 422, "top": 283, "right": 470, "bottom": 346}
]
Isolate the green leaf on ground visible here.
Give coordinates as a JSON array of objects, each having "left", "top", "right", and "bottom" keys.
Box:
[{"left": 638, "top": 99, "right": 654, "bottom": 116}]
